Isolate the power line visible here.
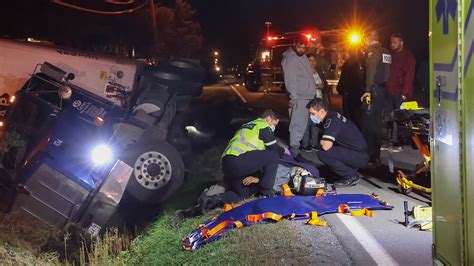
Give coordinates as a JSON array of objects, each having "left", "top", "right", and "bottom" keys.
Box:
[{"left": 50, "top": 0, "right": 147, "bottom": 15}]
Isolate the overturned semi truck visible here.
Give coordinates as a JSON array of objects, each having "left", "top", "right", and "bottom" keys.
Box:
[{"left": 0, "top": 38, "right": 205, "bottom": 235}]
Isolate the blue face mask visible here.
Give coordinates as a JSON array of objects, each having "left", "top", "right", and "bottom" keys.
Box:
[{"left": 310, "top": 115, "right": 320, "bottom": 124}]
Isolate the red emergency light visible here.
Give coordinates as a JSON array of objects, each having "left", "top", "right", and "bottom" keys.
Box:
[
  {"left": 266, "top": 36, "right": 278, "bottom": 41},
  {"left": 303, "top": 32, "right": 318, "bottom": 42}
]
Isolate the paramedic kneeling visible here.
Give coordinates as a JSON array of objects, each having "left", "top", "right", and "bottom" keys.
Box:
[
  {"left": 307, "top": 99, "right": 369, "bottom": 187},
  {"left": 221, "top": 109, "right": 286, "bottom": 199}
]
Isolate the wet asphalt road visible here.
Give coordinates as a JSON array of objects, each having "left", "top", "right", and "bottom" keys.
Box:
[{"left": 193, "top": 82, "right": 432, "bottom": 265}]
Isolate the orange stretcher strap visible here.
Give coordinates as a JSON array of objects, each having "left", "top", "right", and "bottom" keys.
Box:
[
  {"left": 223, "top": 203, "right": 241, "bottom": 212},
  {"left": 246, "top": 212, "right": 283, "bottom": 223},
  {"left": 338, "top": 204, "right": 374, "bottom": 217},
  {"left": 306, "top": 211, "right": 328, "bottom": 226},
  {"left": 234, "top": 221, "right": 243, "bottom": 228},
  {"left": 281, "top": 184, "right": 295, "bottom": 196},
  {"left": 201, "top": 220, "right": 243, "bottom": 239},
  {"left": 316, "top": 189, "right": 325, "bottom": 196},
  {"left": 412, "top": 134, "right": 430, "bottom": 157},
  {"left": 201, "top": 221, "right": 231, "bottom": 239}
]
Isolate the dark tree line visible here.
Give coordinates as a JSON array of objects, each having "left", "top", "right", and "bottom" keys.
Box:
[{"left": 0, "top": 0, "right": 203, "bottom": 59}]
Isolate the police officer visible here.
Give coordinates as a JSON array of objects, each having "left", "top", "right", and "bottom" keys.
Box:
[
  {"left": 307, "top": 98, "right": 369, "bottom": 187},
  {"left": 221, "top": 109, "right": 286, "bottom": 199},
  {"left": 360, "top": 30, "right": 391, "bottom": 166}
]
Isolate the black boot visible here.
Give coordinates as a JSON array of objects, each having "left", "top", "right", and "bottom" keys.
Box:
[{"left": 333, "top": 175, "right": 361, "bottom": 188}]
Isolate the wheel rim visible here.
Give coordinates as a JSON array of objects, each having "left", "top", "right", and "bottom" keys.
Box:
[{"left": 133, "top": 151, "right": 173, "bottom": 190}]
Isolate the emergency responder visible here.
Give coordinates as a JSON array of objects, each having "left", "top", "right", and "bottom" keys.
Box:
[
  {"left": 359, "top": 30, "right": 391, "bottom": 166},
  {"left": 221, "top": 109, "right": 286, "bottom": 200},
  {"left": 282, "top": 34, "right": 317, "bottom": 156},
  {"left": 386, "top": 33, "right": 416, "bottom": 145},
  {"left": 337, "top": 50, "right": 364, "bottom": 124},
  {"left": 307, "top": 98, "right": 369, "bottom": 187}
]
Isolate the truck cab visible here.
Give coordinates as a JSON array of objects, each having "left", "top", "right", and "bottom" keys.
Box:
[{"left": 0, "top": 39, "right": 205, "bottom": 234}]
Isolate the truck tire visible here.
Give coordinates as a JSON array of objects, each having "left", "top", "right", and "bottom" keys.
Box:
[
  {"left": 174, "top": 83, "right": 203, "bottom": 97},
  {"left": 143, "top": 71, "right": 203, "bottom": 96},
  {"left": 158, "top": 59, "right": 206, "bottom": 82},
  {"left": 244, "top": 73, "right": 261, "bottom": 92},
  {"left": 122, "top": 140, "right": 185, "bottom": 204}
]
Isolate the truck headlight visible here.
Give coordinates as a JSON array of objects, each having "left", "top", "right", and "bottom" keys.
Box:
[{"left": 91, "top": 144, "right": 112, "bottom": 165}]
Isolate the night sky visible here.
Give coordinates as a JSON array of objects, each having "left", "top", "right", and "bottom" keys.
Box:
[
  {"left": 0, "top": 0, "right": 429, "bottom": 65},
  {"left": 189, "top": 0, "right": 429, "bottom": 65}
]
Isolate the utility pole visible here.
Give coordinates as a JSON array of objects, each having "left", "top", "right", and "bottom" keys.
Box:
[{"left": 265, "top": 21, "right": 272, "bottom": 35}]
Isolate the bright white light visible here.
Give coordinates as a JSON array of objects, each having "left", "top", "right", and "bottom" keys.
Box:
[
  {"left": 185, "top": 126, "right": 201, "bottom": 135},
  {"left": 91, "top": 145, "right": 112, "bottom": 165}
]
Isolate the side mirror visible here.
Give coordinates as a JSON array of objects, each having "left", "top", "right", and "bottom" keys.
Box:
[{"left": 58, "top": 85, "right": 72, "bottom": 100}]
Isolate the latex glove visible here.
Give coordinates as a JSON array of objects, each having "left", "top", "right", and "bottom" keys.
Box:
[{"left": 284, "top": 147, "right": 291, "bottom": 156}]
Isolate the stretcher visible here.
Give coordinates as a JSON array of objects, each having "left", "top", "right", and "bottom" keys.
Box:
[
  {"left": 386, "top": 103, "right": 431, "bottom": 195},
  {"left": 396, "top": 134, "right": 432, "bottom": 195},
  {"left": 182, "top": 187, "right": 393, "bottom": 251}
]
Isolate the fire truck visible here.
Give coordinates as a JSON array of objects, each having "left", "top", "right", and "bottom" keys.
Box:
[{"left": 244, "top": 28, "right": 361, "bottom": 92}]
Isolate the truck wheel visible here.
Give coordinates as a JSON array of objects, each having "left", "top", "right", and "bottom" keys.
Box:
[
  {"left": 161, "top": 59, "right": 206, "bottom": 82},
  {"left": 122, "top": 141, "right": 185, "bottom": 204},
  {"left": 245, "top": 73, "right": 261, "bottom": 92},
  {"left": 174, "top": 83, "right": 203, "bottom": 97},
  {"left": 143, "top": 71, "right": 203, "bottom": 96}
]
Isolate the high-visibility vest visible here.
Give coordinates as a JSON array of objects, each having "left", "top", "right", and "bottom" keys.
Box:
[{"left": 222, "top": 118, "right": 270, "bottom": 157}]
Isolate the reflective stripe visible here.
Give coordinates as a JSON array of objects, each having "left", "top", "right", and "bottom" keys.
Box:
[
  {"left": 322, "top": 135, "right": 336, "bottom": 142},
  {"left": 229, "top": 146, "right": 246, "bottom": 154},
  {"left": 222, "top": 118, "right": 269, "bottom": 157},
  {"left": 235, "top": 140, "right": 259, "bottom": 150},
  {"left": 264, "top": 140, "right": 277, "bottom": 146},
  {"left": 239, "top": 131, "right": 259, "bottom": 149}
]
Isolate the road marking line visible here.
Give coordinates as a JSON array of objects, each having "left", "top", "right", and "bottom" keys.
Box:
[
  {"left": 230, "top": 85, "right": 247, "bottom": 103},
  {"left": 336, "top": 214, "right": 398, "bottom": 266}
]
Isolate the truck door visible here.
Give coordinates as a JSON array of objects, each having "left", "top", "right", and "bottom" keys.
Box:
[
  {"left": 431, "top": 0, "right": 473, "bottom": 264},
  {"left": 461, "top": 0, "right": 474, "bottom": 263}
]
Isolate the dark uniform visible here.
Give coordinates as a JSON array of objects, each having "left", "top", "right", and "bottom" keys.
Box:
[
  {"left": 337, "top": 55, "right": 364, "bottom": 124},
  {"left": 317, "top": 111, "right": 369, "bottom": 180},
  {"left": 360, "top": 43, "right": 391, "bottom": 162},
  {"left": 221, "top": 119, "right": 284, "bottom": 201}
]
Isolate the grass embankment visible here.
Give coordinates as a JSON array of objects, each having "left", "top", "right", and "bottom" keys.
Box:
[
  {"left": 1, "top": 145, "right": 316, "bottom": 265},
  {"left": 0, "top": 210, "right": 61, "bottom": 265},
  {"left": 123, "top": 145, "right": 320, "bottom": 265}
]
